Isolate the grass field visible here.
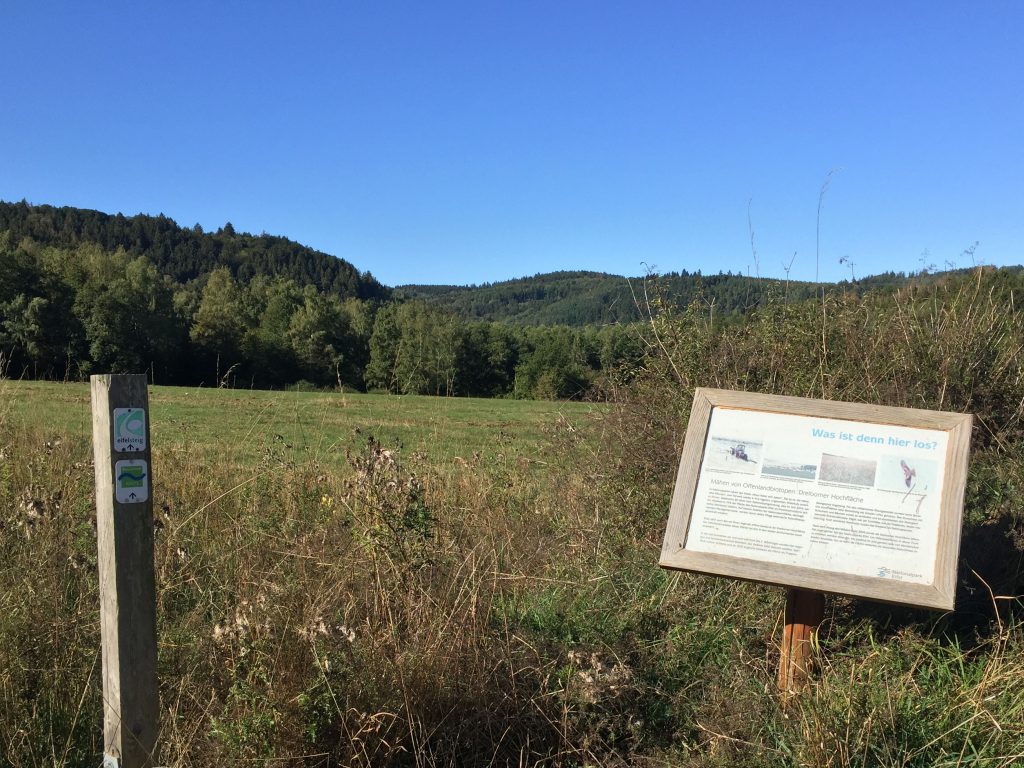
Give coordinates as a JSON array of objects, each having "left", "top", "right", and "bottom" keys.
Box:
[
  {"left": 1, "top": 379, "right": 627, "bottom": 766},
  {"left": 3, "top": 380, "right": 601, "bottom": 468}
]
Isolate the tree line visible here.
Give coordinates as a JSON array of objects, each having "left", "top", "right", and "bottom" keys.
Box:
[{"left": 0, "top": 233, "right": 643, "bottom": 398}]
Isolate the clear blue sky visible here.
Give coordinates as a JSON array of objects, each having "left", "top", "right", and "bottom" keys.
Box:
[{"left": 2, "top": 2, "right": 1021, "bottom": 286}]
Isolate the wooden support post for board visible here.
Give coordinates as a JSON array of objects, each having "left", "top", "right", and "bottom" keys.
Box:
[
  {"left": 778, "top": 588, "right": 825, "bottom": 701},
  {"left": 91, "top": 375, "right": 159, "bottom": 767}
]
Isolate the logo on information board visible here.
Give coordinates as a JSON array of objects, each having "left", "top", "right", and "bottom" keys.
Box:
[
  {"left": 113, "top": 408, "right": 147, "bottom": 452},
  {"left": 114, "top": 459, "right": 149, "bottom": 503}
]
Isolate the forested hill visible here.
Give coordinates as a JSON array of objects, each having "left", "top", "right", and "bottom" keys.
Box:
[
  {"left": 2, "top": 200, "right": 1006, "bottom": 329},
  {"left": 396, "top": 269, "right": 911, "bottom": 326},
  {"left": 3, "top": 199, "right": 1022, "bottom": 396},
  {"left": 397, "top": 271, "right": 642, "bottom": 325},
  {"left": 0, "top": 201, "right": 388, "bottom": 301}
]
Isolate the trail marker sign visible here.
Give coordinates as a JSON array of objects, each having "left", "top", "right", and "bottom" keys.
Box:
[
  {"left": 113, "top": 407, "right": 146, "bottom": 452},
  {"left": 114, "top": 459, "right": 149, "bottom": 503}
]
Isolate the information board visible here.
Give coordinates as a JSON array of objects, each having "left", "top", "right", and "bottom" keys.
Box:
[{"left": 660, "top": 389, "right": 972, "bottom": 610}]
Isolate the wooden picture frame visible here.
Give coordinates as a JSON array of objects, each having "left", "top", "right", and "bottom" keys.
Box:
[{"left": 660, "top": 388, "right": 973, "bottom": 610}]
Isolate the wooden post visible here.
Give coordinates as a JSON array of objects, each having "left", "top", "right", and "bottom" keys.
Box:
[
  {"left": 778, "top": 588, "right": 825, "bottom": 701},
  {"left": 91, "top": 375, "right": 159, "bottom": 767}
]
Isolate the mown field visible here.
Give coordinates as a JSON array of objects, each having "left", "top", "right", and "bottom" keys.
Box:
[
  {"left": 3, "top": 381, "right": 596, "bottom": 468},
  {"left": 2, "top": 270, "right": 1024, "bottom": 767}
]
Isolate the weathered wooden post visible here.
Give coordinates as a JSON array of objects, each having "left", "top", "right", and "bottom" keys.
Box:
[
  {"left": 91, "top": 374, "right": 159, "bottom": 767},
  {"left": 777, "top": 588, "right": 825, "bottom": 700}
]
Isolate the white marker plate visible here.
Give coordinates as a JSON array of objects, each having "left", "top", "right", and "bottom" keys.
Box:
[
  {"left": 113, "top": 407, "right": 147, "bottom": 452},
  {"left": 114, "top": 459, "right": 149, "bottom": 503}
]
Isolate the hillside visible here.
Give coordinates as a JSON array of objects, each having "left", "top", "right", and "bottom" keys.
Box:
[
  {"left": 4, "top": 200, "right": 1002, "bottom": 329},
  {"left": 0, "top": 200, "right": 388, "bottom": 301},
  {"left": 397, "top": 269, "right": 915, "bottom": 326},
  {"left": 397, "top": 271, "right": 641, "bottom": 325}
]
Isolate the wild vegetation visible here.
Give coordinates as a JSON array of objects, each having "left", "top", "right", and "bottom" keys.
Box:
[{"left": 2, "top": 266, "right": 1022, "bottom": 766}]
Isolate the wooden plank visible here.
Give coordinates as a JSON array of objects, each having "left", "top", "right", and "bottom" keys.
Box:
[
  {"left": 661, "top": 388, "right": 713, "bottom": 562},
  {"left": 933, "top": 412, "right": 973, "bottom": 608},
  {"left": 694, "top": 388, "right": 973, "bottom": 429},
  {"left": 91, "top": 375, "right": 159, "bottom": 768},
  {"left": 778, "top": 588, "right": 825, "bottom": 698},
  {"left": 662, "top": 549, "right": 954, "bottom": 609},
  {"left": 660, "top": 388, "right": 973, "bottom": 610}
]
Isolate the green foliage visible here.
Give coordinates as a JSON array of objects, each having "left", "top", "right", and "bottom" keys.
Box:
[
  {"left": 364, "top": 303, "right": 634, "bottom": 400},
  {"left": 244, "top": 277, "right": 303, "bottom": 386},
  {"left": 513, "top": 325, "right": 596, "bottom": 400},
  {"left": 287, "top": 289, "right": 342, "bottom": 385},
  {"left": 70, "top": 247, "right": 187, "bottom": 379},
  {"left": 366, "top": 300, "right": 463, "bottom": 395},
  {"left": 455, "top": 321, "right": 520, "bottom": 397},
  {"left": 398, "top": 270, "right": 646, "bottom": 325},
  {"left": 395, "top": 268, "right": 937, "bottom": 327},
  {"left": 0, "top": 236, "right": 85, "bottom": 377},
  {"left": 0, "top": 200, "right": 388, "bottom": 301},
  {"left": 210, "top": 643, "right": 282, "bottom": 760},
  {"left": 189, "top": 267, "right": 252, "bottom": 374}
]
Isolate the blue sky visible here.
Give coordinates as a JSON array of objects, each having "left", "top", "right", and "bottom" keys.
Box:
[{"left": 2, "top": 2, "right": 1021, "bottom": 286}]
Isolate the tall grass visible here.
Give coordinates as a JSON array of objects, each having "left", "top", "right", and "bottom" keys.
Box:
[{"left": 1, "top": 267, "right": 1022, "bottom": 766}]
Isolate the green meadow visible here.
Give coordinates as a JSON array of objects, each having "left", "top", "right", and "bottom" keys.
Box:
[{"left": 4, "top": 380, "right": 599, "bottom": 467}]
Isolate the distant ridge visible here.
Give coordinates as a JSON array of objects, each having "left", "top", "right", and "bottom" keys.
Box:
[
  {"left": 396, "top": 271, "right": 641, "bottom": 326},
  {"left": 396, "top": 269, "right": 917, "bottom": 326}
]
